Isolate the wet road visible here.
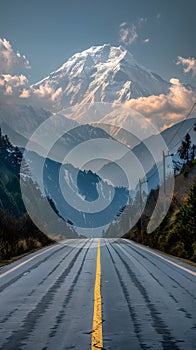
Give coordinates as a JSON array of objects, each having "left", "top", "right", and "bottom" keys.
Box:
[{"left": 0, "top": 238, "right": 195, "bottom": 350}]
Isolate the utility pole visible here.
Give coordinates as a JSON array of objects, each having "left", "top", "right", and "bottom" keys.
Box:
[
  {"left": 163, "top": 151, "right": 173, "bottom": 212},
  {"left": 139, "top": 178, "right": 148, "bottom": 241}
]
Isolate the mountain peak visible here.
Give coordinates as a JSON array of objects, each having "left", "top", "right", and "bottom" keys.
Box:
[
  {"left": 33, "top": 44, "right": 169, "bottom": 109},
  {"left": 36, "top": 44, "right": 137, "bottom": 85},
  {"left": 53, "top": 44, "right": 136, "bottom": 75},
  {"left": 80, "top": 43, "right": 129, "bottom": 57},
  {"left": 70, "top": 43, "right": 127, "bottom": 57}
]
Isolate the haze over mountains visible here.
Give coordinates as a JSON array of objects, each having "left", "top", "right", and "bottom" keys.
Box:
[{"left": 0, "top": 43, "right": 196, "bottom": 236}]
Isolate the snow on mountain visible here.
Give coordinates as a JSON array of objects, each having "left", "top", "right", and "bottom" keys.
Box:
[
  {"left": 33, "top": 44, "right": 170, "bottom": 109},
  {"left": 3, "top": 44, "right": 187, "bottom": 154}
]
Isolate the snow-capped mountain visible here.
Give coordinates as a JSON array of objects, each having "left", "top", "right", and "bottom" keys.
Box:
[{"left": 33, "top": 44, "right": 170, "bottom": 109}]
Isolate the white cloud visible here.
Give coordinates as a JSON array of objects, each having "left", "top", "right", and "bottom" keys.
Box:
[
  {"left": 0, "top": 38, "right": 30, "bottom": 73},
  {"left": 19, "top": 88, "right": 30, "bottom": 98},
  {"left": 176, "top": 56, "right": 196, "bottom": 77},
  {"left": 119, "top": 18, "right": 150, "bottom": 46},
  {"left": 0, "top": 38, "right": 31, "bottom": 102},
  {"left": 51, "top": 87, "right": 63, "bottom": 101},
  {"left": 119, "top": 22, "right": 138, "bottom": 45},
  {"left": 5, "top": 85, "right": 13, "bottom": 95},
  {"left": 2, "top": 74, "right": 27, "bottom": 86},
  {"left": 0, "top": 73, "right": 28, "bottom": 97},
  {"left": 32, "top": 82, "right": 62, "bottom": 102},
  {"left": 0, "top": 71, "right": 62, "bottom": 110},
  {"left": 143, "top": 38, "right": 150, "bottom": 44},
  {"left": 169, "top": 78, "right": 180, "bottom": 85},
  {"left": 123, "top": 79, "right": 196, "bottom": 130},
  {"left": 15, "top": 82, "right": 63, "bottom": 110},
  {"left": 119, "top": 22, "right": 127, "bottom": 28}
]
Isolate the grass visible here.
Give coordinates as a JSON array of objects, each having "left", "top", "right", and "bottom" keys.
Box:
[{"left": 0, "top": 241, "right": 56, "bottom": 268}]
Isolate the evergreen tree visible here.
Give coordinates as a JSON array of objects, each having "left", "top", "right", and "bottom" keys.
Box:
[
  {"left": 167, "top": 184, "right": 196, "bottom": 259},
  {"left": 191, "top": 144, "right": 196, "bottom": 160},
  {"left": 0, "top": 127, "right": 2, "bottom": 148},
  {"left": 178, "top": 133, "right": 192, "bottom": 162}
]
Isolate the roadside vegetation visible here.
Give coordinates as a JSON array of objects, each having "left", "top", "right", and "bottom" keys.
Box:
[
  {"left": 105, "top": 131, "right": 196, "bottom": 263},
  {"left": 0, "top": 128, "right": 54, "bottom": 263},
  {"left": 0, "top": 209, "right": 53, "bottom": 262},
  {"left": 125, "top": 133, "right": 196, "bottom": 262}
]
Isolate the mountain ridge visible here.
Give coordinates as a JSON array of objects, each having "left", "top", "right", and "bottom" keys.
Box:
[{"left": 32, "top": 44, "right": 170, "bottom": 109}]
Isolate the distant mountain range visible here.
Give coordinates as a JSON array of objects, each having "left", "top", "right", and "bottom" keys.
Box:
[
  {"left": 24, "top": 149, "right": 129, "bottom": 230},
  {"left": 0, "top": 130, "right": 78, "bottom": 239},
  {"left": 0, "top": 44, "right": 196, "bottom": 237}
]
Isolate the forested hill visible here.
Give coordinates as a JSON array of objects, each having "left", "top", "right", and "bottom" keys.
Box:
[
  {"left": 125, "top": 160, "right": 196, "bottom": 262},
  {"left": 0, "top": 128, "right": 55, "bottom": 262},
  {"left": 0, "top": 129, "right": 25, "bottom": 217}
]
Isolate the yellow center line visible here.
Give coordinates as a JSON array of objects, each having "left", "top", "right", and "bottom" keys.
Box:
[{"left": 91, "top": 240, "right": 103, "bottom": 350}]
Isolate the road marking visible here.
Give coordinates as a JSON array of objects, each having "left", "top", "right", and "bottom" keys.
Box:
[
  {"left": 123, "top": 239, "right": 196, "bottom": 277},
  {"left": 0, "top": 244, "right": 60, "bottom": 279},
  {"left": 91, "top": 240, "right": 103, "bottom": 350}
]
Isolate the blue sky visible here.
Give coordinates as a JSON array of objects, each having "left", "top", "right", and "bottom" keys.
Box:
[{"left": 0, "top": 0, "right": 196, "bottom": 85}]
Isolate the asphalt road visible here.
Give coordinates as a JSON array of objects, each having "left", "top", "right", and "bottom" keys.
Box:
[{"left": 0, "top": 238, "right": 195, "bottom": 350}]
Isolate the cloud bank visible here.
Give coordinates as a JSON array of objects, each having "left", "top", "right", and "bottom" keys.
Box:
[
  {"left": 123, "top": 78, "right": 196, "bottom": 130},
  {"left": 0, "top": 38, "right": 30, "bottom": 73},
  {"left": 0, "top": 38, "right": 63, "bottom": 110},
  {"left": 0, "top": 74, "right": 28, "bottom": 96}
]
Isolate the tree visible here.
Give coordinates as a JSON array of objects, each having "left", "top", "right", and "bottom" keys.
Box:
[
  {"left": 178, "top": 133, "right": 192, "bottom": 162},
  {"left": 191, "top": 144, "right": 196, "bottom": 161},
  {"left": 167, "top": 184, "right": 196, "bottom": 260},
  {"left": 0, "top": 127, "right": 2, "bottom": 148},
  {"left": 173, "top": 160, "right": 182, "bottom": 176}
]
